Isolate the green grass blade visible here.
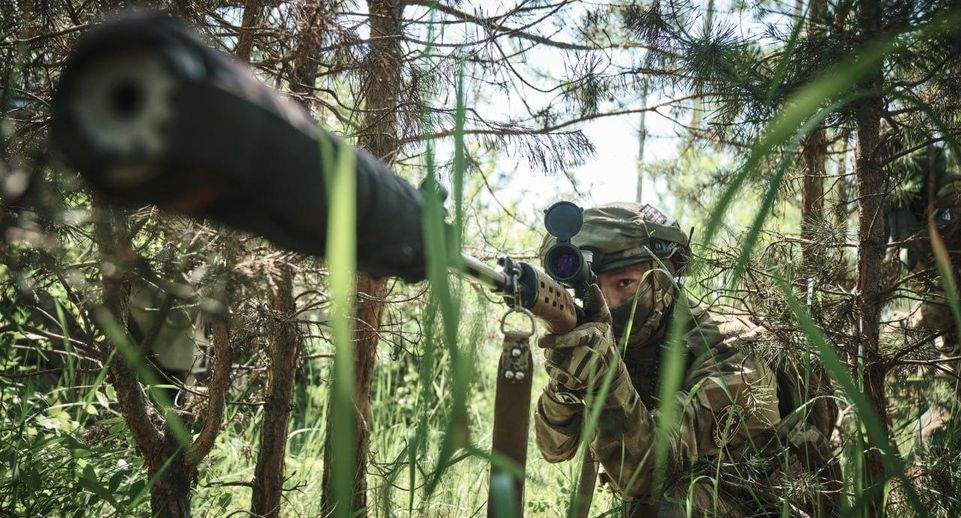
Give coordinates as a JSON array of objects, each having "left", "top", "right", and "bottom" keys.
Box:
[
  {"left": 565, "top": 272, "right": 648, "bottom": 516},
  {"left": 420, "top": 138, "right": 468, "bottom": 496},
  {"left": 727, "top": 94, "right": 865, "bottom": 288},
  {"left": 418, "top": 8, "right": 472, "bottom": 498},
  {"left": 700, "top": 9, "right": 961, "bottom": 257},
  {"left": 699, "top": 39, "right": 891, "bottom": 255},
  {"left": 324, "top": 135, "right": 359, "bottom": 518},
  {"left": 91, "top": 307, "right": 189, "bottom": 445},
  {"left": 886, "top": 88, "right": 961, "bottom": 337},
  {"left": 453, "top": 65, "right": 466, "bottom": 247}
]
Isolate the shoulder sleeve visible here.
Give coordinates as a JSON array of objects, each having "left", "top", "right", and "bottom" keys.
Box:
[{"left": 686, "top": 314, "right": 782, "bottom": 456}]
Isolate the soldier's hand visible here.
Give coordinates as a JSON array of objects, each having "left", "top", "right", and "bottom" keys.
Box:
[{"left": 539, "top": 284, "right": 619, "bottom": 393}]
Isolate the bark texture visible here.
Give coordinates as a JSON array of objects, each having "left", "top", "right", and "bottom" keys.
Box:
[
  {"left": 800, "top": 0, "right": 827, "bottom": 266},
  {"left": 853, "top": 0, "right": 889, "bottom": 514},
  {"left": 251, "top": 264, "right": 301, "bottom": 518},
  {"left": 229, "top": 6, "right": 305, "bottom": 515},
  {"left": 93, "top": 204, "right": 193, "bottom": 518},
  {"left": 184, "top": 236, "right": 236, "bottom": 467},
  {"left": 234, "top": 0, "right": 262, "bottom": 61},
  {"left": 801, "top": 129, "right": 827, "bottom": 263},
  {"left": 247, "top": 6, "right": 319, "bottom": 515},
  {"left": 321, "top": 276, "right": 390, "bottom": 514}
]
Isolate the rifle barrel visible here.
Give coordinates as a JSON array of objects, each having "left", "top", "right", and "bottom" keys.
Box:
[
  {"left": 50, "top": 12, "right": 428, "bottom": 281},
  {"left": 458, "top": 253, "right": 509, "bottom": 291}
]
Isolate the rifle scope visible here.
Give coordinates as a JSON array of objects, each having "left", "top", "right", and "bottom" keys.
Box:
[{"left": 543, "top": 201, "right": 594, "bottom": 293}]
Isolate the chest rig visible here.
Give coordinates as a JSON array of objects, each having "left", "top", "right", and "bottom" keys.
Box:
[{"left": 623, "top": 344, "right": 663, "bottom": 408}]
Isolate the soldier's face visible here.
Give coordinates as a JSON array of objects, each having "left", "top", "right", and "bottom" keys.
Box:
[{"left": 597, "top": 261, "right": 653, "bottom": 307}]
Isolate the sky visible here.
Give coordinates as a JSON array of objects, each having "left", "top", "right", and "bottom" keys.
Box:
[
  {"left": 350, "top": 0, "right": 780, "bottom": 236},
  {"left": 460, "top": 0, "right": 777, "bottom": 228}
]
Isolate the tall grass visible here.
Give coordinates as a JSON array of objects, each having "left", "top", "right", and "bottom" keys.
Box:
[
  {"left": 664, "top": 11, "right": 961, "bottom": 517},
  {"left": 323, "top": 134, "right": 358, "bottom": 518}
]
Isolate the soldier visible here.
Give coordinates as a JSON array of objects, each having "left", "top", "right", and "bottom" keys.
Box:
[
  {"left": 885, "top": 144, "right": 961, "bottom": 440},
  {"left": 534, "top": 202, "right": 839, "bottom": 517}
]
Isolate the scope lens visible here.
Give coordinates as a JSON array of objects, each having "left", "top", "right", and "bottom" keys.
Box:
[{"left": 548, "top": 248, "right": 581, "bottom": 279}]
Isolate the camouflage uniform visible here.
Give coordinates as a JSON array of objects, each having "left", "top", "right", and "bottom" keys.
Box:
[
  {"left": 886, "top": 148, "right": 961, "bottom": 439},
  {"left": 534, "top": 202, "right": 839, "bottom": 517}
]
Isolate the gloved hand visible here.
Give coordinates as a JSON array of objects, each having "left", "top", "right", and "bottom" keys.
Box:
[{"left": 539, "top": 284, "right": 621, "bottom": 395}]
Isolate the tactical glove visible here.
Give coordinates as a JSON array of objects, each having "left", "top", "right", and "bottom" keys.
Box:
[{"left": 539, "top": 284, "right": 625, "bottom": 398}]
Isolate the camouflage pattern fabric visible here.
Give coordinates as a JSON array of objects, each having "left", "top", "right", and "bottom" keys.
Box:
[
  {"left": 535, "top": 302, "right": 840, "bottom": 517},
  {"left": 129, "top": 282, "right": 197, "bottom": 374},
  {"left": 540, "top": 285, "right": 619, "bottom": 394}
]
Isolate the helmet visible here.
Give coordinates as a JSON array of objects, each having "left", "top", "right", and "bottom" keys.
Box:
[
  {"left": 540, "top": 202, "right": 691, "bottom": 275},
  {"left": 540, "top": 201, "right": 689, "bottom": 347}
]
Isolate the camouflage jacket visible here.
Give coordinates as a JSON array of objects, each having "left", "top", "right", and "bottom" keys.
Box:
[{"left": 534, "top": 303, "right": 839, "bottom": 516}]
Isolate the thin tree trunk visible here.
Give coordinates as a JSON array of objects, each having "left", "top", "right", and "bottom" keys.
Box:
[
  {"left": 93, "top": 204, "right": 193, "bottom": 518},
  {"left": 246, "top": 6, "right": 321, "bottom": 516},
  {"left": 150, "top": 435, "right": 193, "bottom": 518},
  {"left": 853, "top": 0, "right": 888, "bottom": 514},
  {"left": 800, "top": 0, "right": 827, "bottom": 266},
  {"left": 835, "top": 141, "right": 850, "bottom": 246},
  {"left": 636, "top": 49, "right": 651, "bottom": 204},
  {"left": 251, "top": 264, "right": 301, "bottom": 517},
  {"left": 235, "top": 0, "right": 262, "bottom": 61},
  {"left": 229, "top": 4, "right": 306, "bottom": 515},
  {"left": 801, "top": 128, "right": 827, "bottom": 262},
  {"left": 636, "top": 103, "right": 646, "bottom": 203},
  {"left": 685, "top": 0, "right": 713, "bottom": 132},
  {"left": 184, "top": 233, "right": 237, "bottom": 468},
  {"left": 320, "top": 0, "right": 404, "bottom": 514},
  {"left": 321, "top": 277, "right": 389, "bottom": 515}
]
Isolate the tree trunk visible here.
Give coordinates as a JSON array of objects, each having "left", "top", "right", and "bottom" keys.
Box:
[
  {"left": 185, "top": 233, "right": 237, "bottom": 468},
  {"left": 234, "top": 0, "right": 262, "bottom": 61},
  {"left": 320, "top": 0, "right": 404, "bottom": 514},
  {"left": 800, "top": 130, "right": 826, "bottom": 263},
  {"left": 635, "top": 103, "right": 646, "bottom": 203},
  {"left": 853, "top": 0, "right": 888, "bottom": 514},
  {"left": 636, "top": 49, "right": 652, "bottom": 204},
  {"left": 229, "top": 5, "right": 304, "bottom": 516},
  {"left": 150, "top": 434, "right": 193, "bottom": 518},
  {"left": 800, "top": 0, "right": 827, "bottom": 267},
  {"left": 93, "top": 204, "right": 194, "bottom": 517},
  {"left": 321, "top": 276, "right": 389, "bottom": 515},
  {"left": 251, "top": 264, "right": 301, "bottom": 518}
]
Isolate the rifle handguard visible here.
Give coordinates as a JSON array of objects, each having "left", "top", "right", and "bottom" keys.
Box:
[{"left": 515, "top": 263, "right": 577, "bottom": 335}]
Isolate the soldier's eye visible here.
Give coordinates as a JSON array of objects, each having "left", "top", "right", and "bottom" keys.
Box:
[{"left": 617, "top": 279, "right": 635, "bottom": 289}]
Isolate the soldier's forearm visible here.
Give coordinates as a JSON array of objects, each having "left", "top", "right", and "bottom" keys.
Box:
[
  {"left": 590, "top": 387, "right": 658, "bottom": 497},
  {"left": 534, "top": 395, "right": 583, "bottom": 462}
]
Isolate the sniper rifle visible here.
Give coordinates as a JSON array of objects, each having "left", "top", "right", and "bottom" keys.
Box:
[{"left": 50, "top": 12, "right": 600, "bottom": 518}]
